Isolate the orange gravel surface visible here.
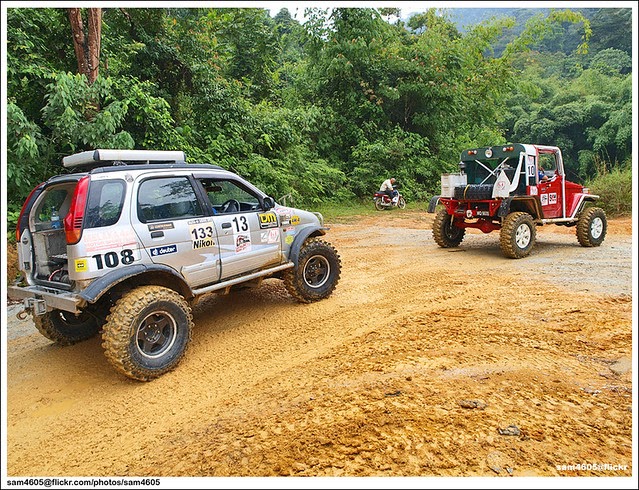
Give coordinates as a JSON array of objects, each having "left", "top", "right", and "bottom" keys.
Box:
[{"left": 3, "top": 212, "right": 635, "bottom": 484}]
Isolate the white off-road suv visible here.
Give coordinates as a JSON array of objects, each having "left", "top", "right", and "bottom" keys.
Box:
[{"left": 9, "top": 150, "right": 341, "bottom": 381}]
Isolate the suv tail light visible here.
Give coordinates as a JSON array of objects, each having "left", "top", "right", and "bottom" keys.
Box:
[
  {"left": 64, "top": 175, "right": 90, "bottom": 245},
  {"left": 16, "top": 183, "right": 45, "bottom": 241}
]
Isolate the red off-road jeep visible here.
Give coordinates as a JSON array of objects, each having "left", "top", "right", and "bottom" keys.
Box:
[{"left": 427, "top": 144, "right": 607, "bottom": 258}]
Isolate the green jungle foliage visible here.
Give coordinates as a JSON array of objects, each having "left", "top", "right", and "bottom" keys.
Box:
[
  {"left": 586, "top": 162, "right": 633, "bottom": 217},
  {"left": 5, "top": 7, "right": 633, "bottom": 222}
]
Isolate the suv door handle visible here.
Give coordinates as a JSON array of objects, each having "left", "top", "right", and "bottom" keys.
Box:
[
  {"left": 150, "top": 231, "right": 164, "bottom": 238},
  {"left": 221, "top": 222, "right": 232, "bottom": 229}
]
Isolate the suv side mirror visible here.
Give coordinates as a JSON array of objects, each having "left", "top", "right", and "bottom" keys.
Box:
[{"left": 263, "top": 196, "right": 275, "bottom": 210}]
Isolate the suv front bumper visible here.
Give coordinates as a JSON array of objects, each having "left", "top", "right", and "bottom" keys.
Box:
[{"left": 7, "top": 285, "right": 83, "bottom": 315}]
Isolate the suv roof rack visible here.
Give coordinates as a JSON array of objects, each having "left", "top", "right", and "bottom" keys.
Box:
[{"left": 63, "top": 149, "right": 186, "bottom": 169}]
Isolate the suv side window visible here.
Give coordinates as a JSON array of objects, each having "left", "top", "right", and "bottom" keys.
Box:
[
  {"left": 85, "top": 180, "right": 126, "bottom": 228},
  {"left": 138, "top": 177, "right": 203, "bottom": 223},
  {"left": 198, "top": 178, "right": 261, "bottom": 214}
]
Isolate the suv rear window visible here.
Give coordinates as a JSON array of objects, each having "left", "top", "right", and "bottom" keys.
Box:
[
  {"left": 32, "top": 183, "right": 75, "bottom": 231},
  {"left": 85, "top": 180, "right": 127, "bottom": 228}
]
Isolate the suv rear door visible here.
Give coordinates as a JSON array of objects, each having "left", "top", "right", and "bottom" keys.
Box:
[
  {"left": 131, "top": 174, "right": 221, "bottom": 287},
  {"left": 17, "top": 177, "right": 80, "bottom": 287}
]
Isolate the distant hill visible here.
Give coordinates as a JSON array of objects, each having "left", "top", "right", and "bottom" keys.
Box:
[
  {"left": 446, "top": 7, "right": 550, "bottom": 32},
  {"left": 408, "top": 7, "right": 630, "bottom": 58}
]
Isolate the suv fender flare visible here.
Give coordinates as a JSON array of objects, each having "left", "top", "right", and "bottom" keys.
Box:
[
  {"left": 573, "top": 195, "right": 599, "bottom": 217},
  {"left": 497, "top": 197, "right": 513, "bottom": 217},
  {"left": 78, "top": 264, "right": 191, "bottom": 305},
  {"left": 502, "top": 196, "right": 543, "bottom": 220},
  {"left": 427, "top": 195, "right": 441, "bottom": 213},
  {"left": 288, "top": 225, "right": 327, "bottom": 265}
]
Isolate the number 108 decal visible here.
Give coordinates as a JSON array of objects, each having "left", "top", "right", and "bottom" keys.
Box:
[{"left": 92, "top": 249, "right": 138, "bottom": 270}]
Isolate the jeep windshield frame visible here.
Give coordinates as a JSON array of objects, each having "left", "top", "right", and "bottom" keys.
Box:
[{"left": 459, "top": 145, "right": 533, "bottom": 195}]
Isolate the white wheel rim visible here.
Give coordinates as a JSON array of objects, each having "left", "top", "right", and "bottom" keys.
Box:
[
  {"left": 515, "top": 223, "right": 531, "bottom": 249},
  {"left": 591, "top": 217, "right": 603, "bottom": 239}
]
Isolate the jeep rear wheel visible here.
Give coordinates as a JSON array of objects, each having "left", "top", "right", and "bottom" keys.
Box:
[
  {"left": 284, "top": 238, "right": 341, "bottom": 303},
  {"left": 34, "top": 309, "right": 101, "bottom": 346},
  {"left": 500, "top": 212, "right": 536, "bottom": 259},
  {"left": 577, "top": 207, "right": 607, "bottom": 247},
  {"left": 102, "top": 286, "right": 193, "bottom": 381},
  {"left": 433, "top": 208, "right": 465, "bottom": 248}
]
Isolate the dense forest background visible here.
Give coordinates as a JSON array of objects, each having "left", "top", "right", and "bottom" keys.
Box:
[{"left": 5, "top": 6, "right": 633, "bottom": 217}]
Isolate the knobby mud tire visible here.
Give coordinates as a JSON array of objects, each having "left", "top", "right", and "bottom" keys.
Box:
[
  {"left": 499, "top": 212, "right": 536, "bottom": 259},
  {"left": 102, "top": 285, "right": 193, "bottom": 381},
  {"left": 576, "top": 207, "right": 607, "bottom": 247},
  {"left": 33, "top": 309, "right": 101, "bottom": 346},
  {"left": 453, "top": 184, "right": 494, "bottom": 200},
  {"left": 283, "top": 238, "right": 341, "bottom": 304},
  {"left": 432, "top": 208, "right": 466, "bottom": 248}
]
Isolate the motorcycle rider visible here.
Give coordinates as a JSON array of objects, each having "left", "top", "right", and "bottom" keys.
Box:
[{"left": 379, "top": 177, "right": 399, "bottom": 203}]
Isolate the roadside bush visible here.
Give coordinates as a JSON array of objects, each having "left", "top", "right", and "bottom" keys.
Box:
[{"left": 586, "top": 163, "right": 632, "bottom": 217}]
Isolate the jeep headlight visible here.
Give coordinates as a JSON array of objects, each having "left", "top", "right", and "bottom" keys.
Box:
[{"left": 313, "top": 211, "right": 324, "bottom": 226}]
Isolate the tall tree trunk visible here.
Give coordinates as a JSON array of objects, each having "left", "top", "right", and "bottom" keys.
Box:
[
  {"left": 86, "top": 8, "right": 102, "bottom": 84},
  {"left": 68, "top": 7, "right": 102, "bottom": 117},
  {"left": 68, "top": 8, "right": 88, "bottom": 77},
  {"left": 68, "top": 7, "right": 102, "bottom": 84}
]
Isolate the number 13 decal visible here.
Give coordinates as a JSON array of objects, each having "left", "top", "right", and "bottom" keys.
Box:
[{"left": 232, "top": 216, "right": 249, "bottom": 232}]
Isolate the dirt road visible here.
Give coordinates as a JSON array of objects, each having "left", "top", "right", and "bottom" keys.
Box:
[{"left": 3, "top": 211, "right": 634, "bottom": 479}]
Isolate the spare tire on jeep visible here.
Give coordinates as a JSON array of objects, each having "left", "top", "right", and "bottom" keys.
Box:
[{"left": 453, "top": 184, "right": 493, "bottom": 200}]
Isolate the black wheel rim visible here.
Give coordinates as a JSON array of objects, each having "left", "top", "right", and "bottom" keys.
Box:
[
  {"left": 445, "top": 223, "right": 461, "bottom": 240},
  {"left": 136, "top": 310, "right": 177, "bottom": 359},
  {"left": 303, "top": 255, "right": 331, "bottom": 288}
]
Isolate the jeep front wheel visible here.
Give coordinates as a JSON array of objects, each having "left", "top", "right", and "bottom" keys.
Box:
[
  {"left": 433, "top": 208, "right": 465, "bottom": 248},
  {"left": 500, "top": 212, "right": 536, "bottom": 259},
  {"left": 33, "top": 309, "right": 101, "bottom": 345},
  {"left": 102, "top": 286, "right": 193, "bottom": 381},
  {"left": 577, "top": 207, "right": 607, "bottom": 247},
  {"left": 284, "top": 238, "right": 341, "bottom": 303}
]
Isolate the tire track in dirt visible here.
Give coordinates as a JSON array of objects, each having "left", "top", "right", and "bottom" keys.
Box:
[{"left": 4, "top": 213, "right": 633, "bottom": 477}]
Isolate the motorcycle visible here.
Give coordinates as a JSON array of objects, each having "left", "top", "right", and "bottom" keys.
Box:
[{"left": 373, "top": 189, "right": 406, "bottom": 211}]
